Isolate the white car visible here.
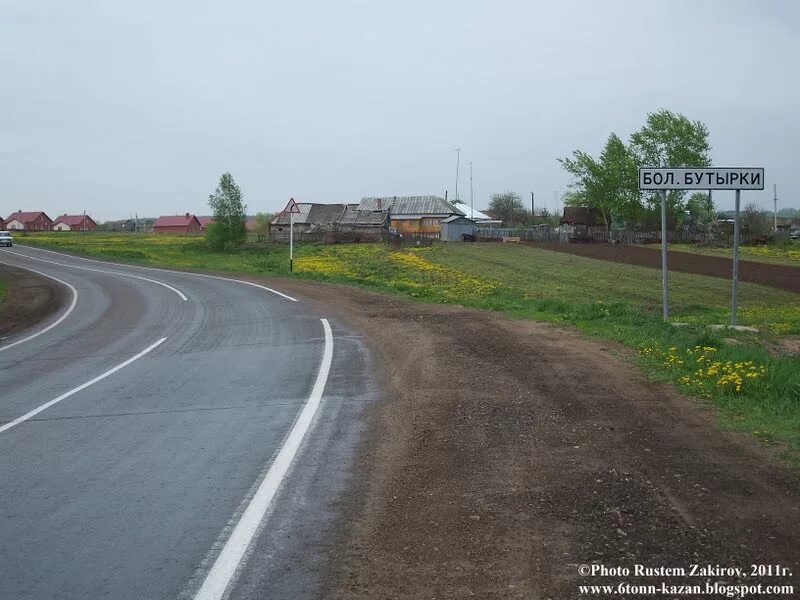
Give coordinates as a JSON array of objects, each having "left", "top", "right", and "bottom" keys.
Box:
[{"left": 0, "top": 231, "right": 13, "bottom": 247}]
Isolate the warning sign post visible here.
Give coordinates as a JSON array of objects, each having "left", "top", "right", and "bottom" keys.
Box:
[{"left": 281, "top": 198, "right": 301, "bottom": 272}]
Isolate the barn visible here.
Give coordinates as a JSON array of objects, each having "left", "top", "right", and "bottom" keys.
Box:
[
  {"left": 5, "top": 211, "right": 53, "bottom": 231},
  {"left": 53, "top": 214, "right": 97, "bottom": 231},
  {"left": 153, "top": 213, "right": 202, "bottom": 234}
]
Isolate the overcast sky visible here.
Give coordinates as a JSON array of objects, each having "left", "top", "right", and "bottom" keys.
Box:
[{"left": 2, "top": 0, "right": 799, "bottom": 221}]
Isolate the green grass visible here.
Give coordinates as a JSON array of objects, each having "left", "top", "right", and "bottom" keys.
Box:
[
  {"left": 0, "top": 277, "right": 6, "bottom": 303},
  {"left": 663, "top": 242, "right": 800, "bottom": 267},
  {"left": 18, "top": 232, "right": 800, "bottom": 464}
]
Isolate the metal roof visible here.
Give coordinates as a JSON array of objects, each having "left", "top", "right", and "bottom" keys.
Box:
[
  {"left": 441, "top": 215, "right": 475, "bottom": 223},
  {"left": 452, "top": 205, "right": 495, "bottom": 221},
  {"left": 358, "top": 196, "right": 464, "bottom": 216}
]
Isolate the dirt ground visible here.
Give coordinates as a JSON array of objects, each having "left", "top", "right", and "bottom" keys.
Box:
[
  {"left": 526, "top": 242, "right": 800, "bottom": 294},
  {"left": 263, "top": 277, "right": 800, "bottom": 599},
  {"left": 0, "top": 263, "right": 66, "bottom": 340}
]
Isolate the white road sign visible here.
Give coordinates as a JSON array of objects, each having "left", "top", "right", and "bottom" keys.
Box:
[{"left": 638, "top": 167, "right": 764, "bottom": 190}]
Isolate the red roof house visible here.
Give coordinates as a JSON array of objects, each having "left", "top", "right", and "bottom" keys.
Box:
[
  {"left": 153, "top": 213, "right": 202, "bottom": 234},
  {"left": 5, "top": 211, "right": 53, "bottom": 231},
  {"left": 0, "top": 217, "right": 5, "bottom": 230},
  {"left": 197, "top": 216, "right": 214, "bottom": 231},
  {"left": 53, "top": 214, "right": 97, "bottom": 231}
]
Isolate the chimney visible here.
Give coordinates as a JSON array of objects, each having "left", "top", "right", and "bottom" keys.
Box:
[{"left": 185, "top": 212, "right": 190, "bottom": 218}]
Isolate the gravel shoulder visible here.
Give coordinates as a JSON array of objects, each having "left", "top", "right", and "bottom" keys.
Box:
[
  {"left": 0, "top": 263, "right": 67, "bottom": 341},
  {"left": 266, "top": 277, "right": 800, "bottom": 599}
]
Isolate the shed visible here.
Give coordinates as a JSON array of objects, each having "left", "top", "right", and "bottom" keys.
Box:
[{"left": 440, "top": 215, "right": 476, "bottom": 241}]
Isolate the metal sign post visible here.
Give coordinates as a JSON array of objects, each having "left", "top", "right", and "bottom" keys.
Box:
[
  {"left": 638, "top": 167, "right": 764, "bottom": 327},
  {"left": 731, "top": 189, "right": 741, "bottom": 325},
  {"left": 660, "top": 190, "right": 669, "bottom": 321}
]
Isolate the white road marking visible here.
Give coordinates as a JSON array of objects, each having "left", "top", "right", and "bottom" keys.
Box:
[
  {"left": 19, "top": 245, "right": 298, "bottom": 302},
  {"left": 2, "top": 249, "right": 188, "bottom": 301},
  {"left": 0, "top": 264, "right": 78, "bottom": 353},
  {"left": 192, "top": 318, "right": 333, "bottom": 600},
  {"left": 0, "top": 337, "right": 167, "bottom": 434}
]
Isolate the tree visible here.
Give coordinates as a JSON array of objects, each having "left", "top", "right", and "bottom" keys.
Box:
[
  {"left": 742, "top": 203, "right": 769, "bottom": 238},
  {"left": 630, "top": 109, "right": 711, "bottom": 222},
  {"left": 559, "top": 133, "right": 641, "bottom": 230},
  {"left": 207, "top": 172, "right": 247, "bottom": 248},
  {"left": 685, "top": 192, "right": 714, "bottom": 224},
  {"left": 253, "top": 212, "right": 274, "bottom": 241},
  {"left": 487, "top": 192, "right": 526, "bottom": 226}
]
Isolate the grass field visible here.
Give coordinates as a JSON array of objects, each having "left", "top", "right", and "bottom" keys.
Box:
[
  {"left": 17, "top": 232, "right": 800, "bottom": 463},
  {"left": 665, "top": 242, "right": 800, "bottom": 267}
]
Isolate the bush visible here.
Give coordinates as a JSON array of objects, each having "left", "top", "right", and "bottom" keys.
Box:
[{"left": 205, "top": 222, "right": 233, "bottom": 251}]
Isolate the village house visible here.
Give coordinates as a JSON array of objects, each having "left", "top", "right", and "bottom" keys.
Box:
[
  {"left": 358, "top": 196, "right": 463, "bottom": 238},
  {"left": 153, "top": 213, "right": 202, "bottom": 235},
  {"left": 5, "top": 210, "right": 53, "bottom": 231},
  {"left": 270, "top": 203, "right": 349, "bottom": 242},
  {"left": 0, "top": 217, "right": 5, "bottom": 230},
  {"left": 53, "top": 214, "right": 97, "bottom": 231}
]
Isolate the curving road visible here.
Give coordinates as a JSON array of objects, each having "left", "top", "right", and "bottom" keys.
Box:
[{"left": 0, "top": 245, "right": 372, "bottom": 600}]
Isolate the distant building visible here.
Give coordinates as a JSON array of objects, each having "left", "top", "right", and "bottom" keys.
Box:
[
  {"left": 0, "top": 217, "right": 5, "bottom": 230},
  {"left": 5, "top": 211, "right": 53, "bottom": 231},
  {"left": 153, "top": 213, "right": 202, "bottom": 235},
  {"left": 197, "top": 216, "right": 214, "bottom": 231},
  {"left": 53, "top": 214, "right": 97, "bottom": 231},
  {"left": 359, "top": 196, "right": 463, "bottom": 238}
]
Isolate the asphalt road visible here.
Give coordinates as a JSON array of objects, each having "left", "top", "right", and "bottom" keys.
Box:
[{"left": 0, "top": 245, "right": 372, "bottom": 600}]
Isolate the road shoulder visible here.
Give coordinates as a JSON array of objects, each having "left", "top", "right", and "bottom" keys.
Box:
[{"left": 268, "top": 277, "right": 799, "bottom": 599}]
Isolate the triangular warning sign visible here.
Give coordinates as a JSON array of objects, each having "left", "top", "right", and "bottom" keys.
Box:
[{"left": 282, "top": 197, "right": 301, "bottom": 214}]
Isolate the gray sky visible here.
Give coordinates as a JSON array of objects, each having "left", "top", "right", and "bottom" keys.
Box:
[{"left": 2, "top": 0, "right": 799, "bottom": 221}]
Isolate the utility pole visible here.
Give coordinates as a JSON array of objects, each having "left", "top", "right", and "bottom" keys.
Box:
[
  {"left": 454, "top": 147, "right": 461, "bottom": 203},
  {"left": 531, "top": 192, "right": 534, "bottom": 219},
  {"left": 773, "top": 184, "right": 778, "bottom": 232},
  {"left": 469, "top": 162, "right": 474, "bottom": 219}
]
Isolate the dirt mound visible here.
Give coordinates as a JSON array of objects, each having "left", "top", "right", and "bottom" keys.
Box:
[
  {"left": 0, "top": 263, "right": 67, "bottom": 340},
  {"left": 263, "top": 278, "right": 800, "bottom": 599},
  {"left": 527, "top": 243, "right": 800, "bottom": 293}
]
